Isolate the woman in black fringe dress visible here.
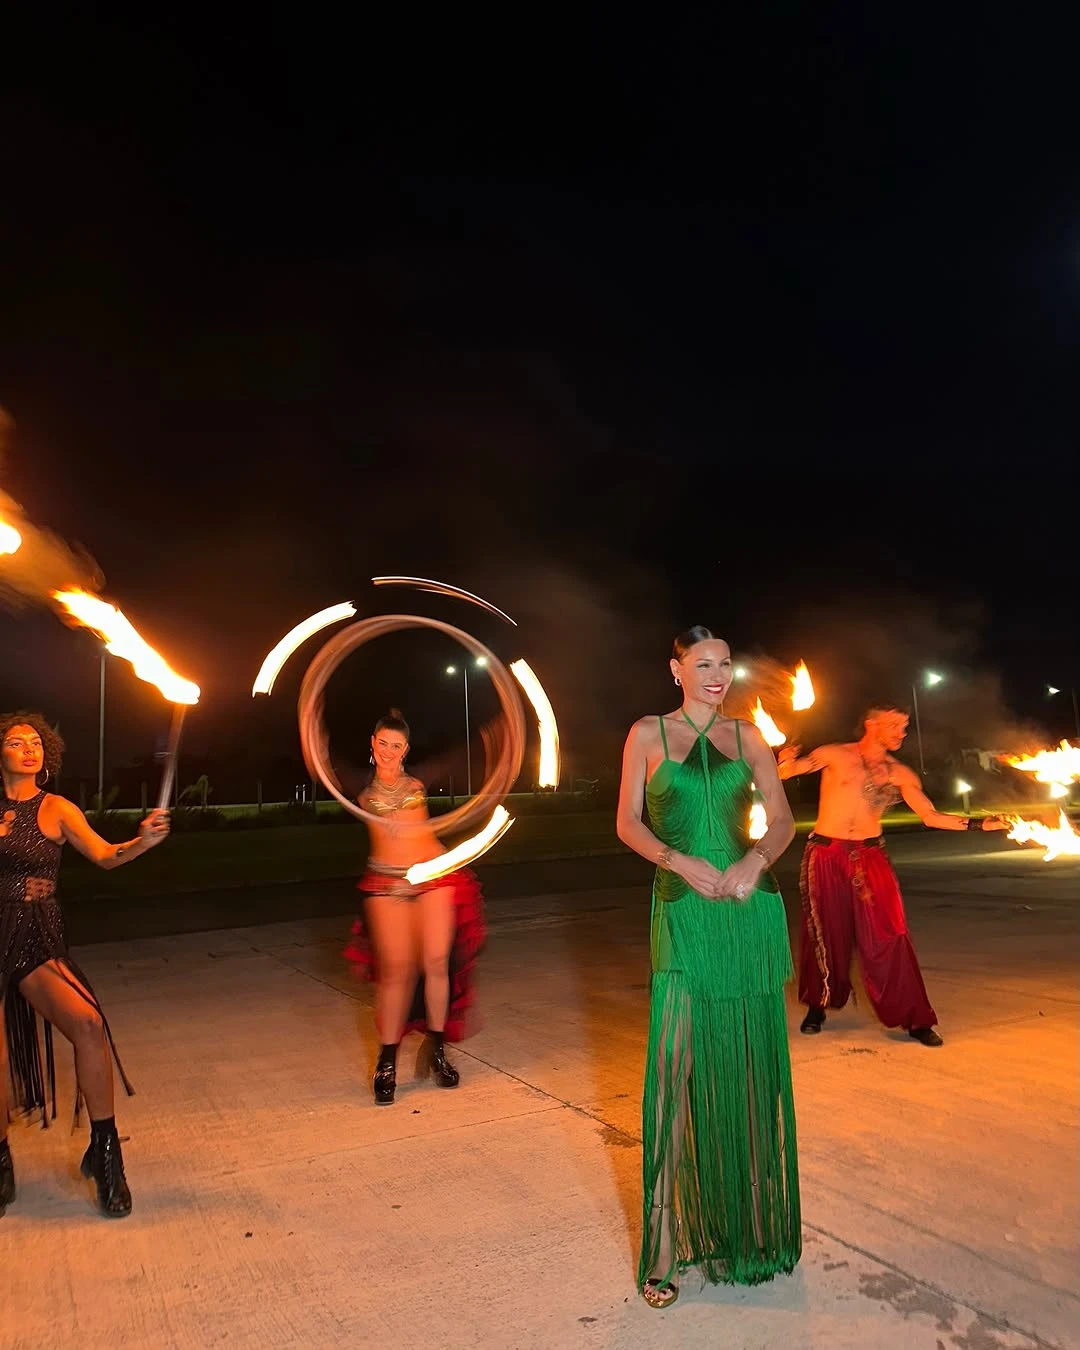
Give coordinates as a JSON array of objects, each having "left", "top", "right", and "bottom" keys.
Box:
[{"left": 0, "top": 711, "right": 169, "bottom": 1217}]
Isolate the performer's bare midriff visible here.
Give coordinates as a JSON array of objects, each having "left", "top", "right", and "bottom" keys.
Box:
[{"left": 779, "top": 706, "right": 1005, "bottom": 1047}]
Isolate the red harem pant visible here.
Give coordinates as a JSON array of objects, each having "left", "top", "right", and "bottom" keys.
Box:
[{"left": 798, "top": 834, "right": 936, "bottom": 1030}]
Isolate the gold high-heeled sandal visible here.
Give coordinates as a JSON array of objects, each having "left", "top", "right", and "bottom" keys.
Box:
[{"left": 642, "top": 1203, "right": 680, "bottom": 1309}]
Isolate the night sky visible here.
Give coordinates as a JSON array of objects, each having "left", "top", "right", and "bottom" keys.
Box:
[{"left": 1, "top": 12, "right": 1077, "bottom": 795}]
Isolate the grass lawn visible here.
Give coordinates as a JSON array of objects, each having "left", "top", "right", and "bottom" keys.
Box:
[
  {"left": 59, "top": 799, "right": 1058, "bottom": 902},
  {"left": 59, "top": 810, "right": 625, "bottom": 901}
]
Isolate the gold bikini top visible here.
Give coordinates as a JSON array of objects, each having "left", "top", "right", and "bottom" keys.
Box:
[{"left": 358, "top": 776, "right": 427, "bottom": 816}]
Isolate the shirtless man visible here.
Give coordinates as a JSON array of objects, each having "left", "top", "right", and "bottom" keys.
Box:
[{"left": 778, "top": 705, "right": 1006, "bottom": 1047}]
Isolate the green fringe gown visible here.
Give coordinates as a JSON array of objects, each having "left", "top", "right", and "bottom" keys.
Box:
[{"left": 639, "top": 713, "right": 801, "bottom": 1291}]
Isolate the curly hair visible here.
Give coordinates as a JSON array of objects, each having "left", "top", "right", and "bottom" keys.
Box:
[{"left": 0, "top": 710, "right": 65, "bottom": 784}]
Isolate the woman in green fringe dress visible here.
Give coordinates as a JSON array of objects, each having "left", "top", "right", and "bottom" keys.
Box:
[{"left": 616, "top": 626, "right": 801, "bottom": 1308}]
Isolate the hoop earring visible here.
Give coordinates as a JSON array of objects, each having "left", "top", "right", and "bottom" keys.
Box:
[
  {"left": 369, "top": 753, "right": 375, "bottom": 766},
  {"left": 36, "top": 768, "right": 49, "bottom": 788},
  {"left": 674, "top": 676, "right": 681, "bottom": 687}
]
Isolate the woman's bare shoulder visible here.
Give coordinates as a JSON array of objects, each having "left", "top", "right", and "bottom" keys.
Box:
[{"left": 627, "top": 715, "right": 664, "bottom": 741}]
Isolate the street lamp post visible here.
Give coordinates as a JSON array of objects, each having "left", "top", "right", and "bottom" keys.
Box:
[
  {"left": 910, "top": 670, "right": 943, "bottom": 776},
  {"left": 97, "top": 649, "right": 106, "bottom": 809},
  {"left": 446, "top": 657, "right": 488, "bottom": 798}
]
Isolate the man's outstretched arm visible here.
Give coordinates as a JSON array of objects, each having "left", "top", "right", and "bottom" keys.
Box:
[{"left": 777, "top": 744, "right": 838, "bottom": 781}]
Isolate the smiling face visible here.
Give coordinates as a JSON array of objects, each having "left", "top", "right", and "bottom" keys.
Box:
[
  {"left": 1, "top": 724, "right": 45, "bottom": 780},
  {"left": 670, "top": 639, "right": 733, "bottom": 707},
  {"left": 370, "top": 727, "right": 408, "bottom": 776}
]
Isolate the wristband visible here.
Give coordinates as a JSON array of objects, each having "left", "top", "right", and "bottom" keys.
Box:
[{"left": 965, "top": 817, "right": 983, "bottom": 831}]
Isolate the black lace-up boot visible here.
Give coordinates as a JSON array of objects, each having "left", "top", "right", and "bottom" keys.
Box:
[{"left": 80, "top": 1117, "right": 132, "bottom": 1217}]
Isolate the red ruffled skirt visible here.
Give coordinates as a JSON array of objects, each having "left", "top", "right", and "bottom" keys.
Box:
[{"left": 343, "top": 868, "right": 486, "bottom": 1041}]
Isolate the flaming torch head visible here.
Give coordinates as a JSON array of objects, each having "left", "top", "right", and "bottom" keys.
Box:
[
  {"left": 791, "top": 661, "right": 815, "bottom": 711},
  {"left": 1003, "top": 741, "right": 1080, "bottom": 793},
  {"left": 752, "top": 699, "right": 787, "bottom": 748},
  {"left": 52, "top": 588, "right": 200, "bottom": 705},
  {"left": 0, "top": 519, "right": 21, "bottom": 555},
  {"left": 1006, "top": 809, "right": 1080, "bottom": 862}
]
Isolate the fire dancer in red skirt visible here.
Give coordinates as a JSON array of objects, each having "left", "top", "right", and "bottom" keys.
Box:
[
  {"left": 343, "top": 709, "right": 485, "bottom": 1105},
  {"left": 779, "top": 706, "right": 1005, "bottom": 1046}
]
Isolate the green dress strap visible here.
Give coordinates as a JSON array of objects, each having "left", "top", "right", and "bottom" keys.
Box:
[
  {"left": 680, "top": 709, "right": 717, "bottom": 738},
  {"left": 681, "top": 710, "right": 718, "bottom": 841},
  {"left": 657, "top": 716, "right": 670, "bottom": 760}
]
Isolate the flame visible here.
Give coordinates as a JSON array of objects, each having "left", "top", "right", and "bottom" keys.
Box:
[
  {"left": 790, "top": 661, "right": 815, "bottom": 711},
  {"left": 748, "top": 799, "right": 767, "bottom": 841},
  {"left": 404, "top": 805, "right": 515, "bottom": 884},
  {"left": 1005, "top": 809, "right": 1080, "bottom": 862},
  {"left": 752, "top": 699, "right": 787, "bottom": 748},
  {"left": 1003, "top": 740, "right": 1080, "bottom": 789},
  {"left": 0, "top": 519, "right": 22, "bottom": 555},
  {"left": 509, "top": 658, "right": 560, "bottom": 788},
  {"left": 52, "top": 588, "right": 200, "bottom": 704},
  {"left": 253, "top": 602, "right": 357, "bottom": 696}
]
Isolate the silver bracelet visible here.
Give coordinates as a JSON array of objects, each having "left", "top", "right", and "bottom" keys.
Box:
[
  {"left": 751, "top": 845, "right": 771, "bottom": 867},
  {"left": 657, "top": 846, "right": 675, "bottom": 869}
]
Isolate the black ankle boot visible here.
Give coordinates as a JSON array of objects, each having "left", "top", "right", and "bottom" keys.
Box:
[
  {"left": 80, "top": 1119, "right": 132, "bottom": 1217},
  {"left": 800, "top": 1007, "right": 826, "bottom": 1034},
  {"left": 373, "top": 1044, "right": 398, "bottom": 1105},
  {"left": 427, "top": 1032, "right": 460, "bottom": 1089},
  {"left": 0, "top": 1138, "right": 15, "bottom": 1210}
]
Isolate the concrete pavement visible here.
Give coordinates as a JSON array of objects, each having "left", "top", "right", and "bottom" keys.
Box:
[{"left": 0, "top": 832, "right": 1076, "bottom": 1348}]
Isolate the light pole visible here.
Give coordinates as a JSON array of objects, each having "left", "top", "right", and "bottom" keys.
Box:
[
  {"left": 956, "top": 778, "right": 973, "bottom": 814},
  {"left": 97, "top": 649, "right": 106, "bottom": 809},
  {"left": 910, "top": 670, "right": 943, "bottom": 776},
  {"left": 1047, "top": 685, "right": 1080, "bottom": 739},
  {"left": 446, "top": 656, "right": 488, "bottom": 798}
]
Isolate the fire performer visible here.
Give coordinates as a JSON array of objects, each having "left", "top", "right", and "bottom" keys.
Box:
[
  {"left": 343, "top": 709, "right": 485, "bottom": 1105},
  {"left": 779, "top": 705, "right": 1006, "bottom": 1046},
  {"left": 0, "top": 712, "right": 169, "bottom": 1217},
  {"left": 617, "top": 627, "right": 801, "bottom": 1309}
]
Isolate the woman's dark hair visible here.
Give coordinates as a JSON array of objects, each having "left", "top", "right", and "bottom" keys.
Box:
[
  {"left": 0, "top": 710, "right": 65, "bottom": 784},
  {"left": 374, "top": 707, "right": 410, "bottom": 741},
  {"left": 672, "top": 626, "right": 717, "bottom": 662}
]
